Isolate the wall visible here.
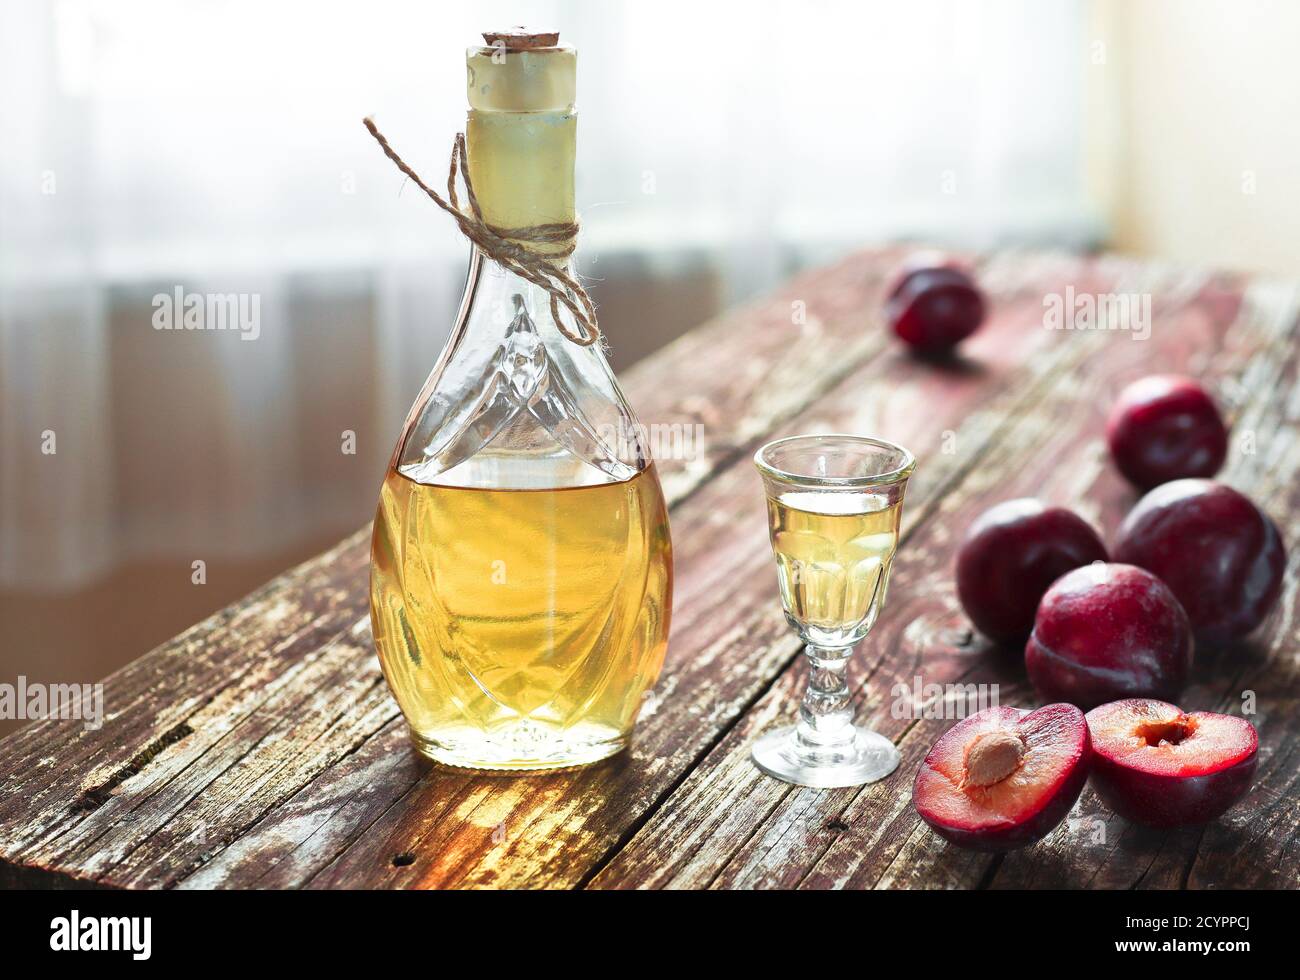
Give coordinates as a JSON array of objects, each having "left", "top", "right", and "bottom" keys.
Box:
[{"left": 1088, "top": 0, "right": 1300, "bottom": 277}]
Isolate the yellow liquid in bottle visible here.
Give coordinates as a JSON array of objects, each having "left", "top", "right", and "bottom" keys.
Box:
[
  {"left": 370, "top": 461, "right": 672, "bottom": 770},
  {"left": 766, "top": 490, "right": 902, "bottom": 647}
]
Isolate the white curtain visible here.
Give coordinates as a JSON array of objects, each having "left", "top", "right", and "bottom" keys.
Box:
[{"left": 0, "top": 0, "right": 1094, "bottom": 589}]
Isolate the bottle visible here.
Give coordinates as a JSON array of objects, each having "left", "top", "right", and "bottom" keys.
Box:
[{"left": 369, "top": 29, "right": 673, "bottom": 772}]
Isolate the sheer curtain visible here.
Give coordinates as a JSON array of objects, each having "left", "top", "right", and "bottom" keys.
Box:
[{"left": 0, "top": 0, "right": 1093, "bottom": 589}]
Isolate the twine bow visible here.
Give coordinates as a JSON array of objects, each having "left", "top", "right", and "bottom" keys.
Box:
[{"left": 362, "top": 117, "right": 600, "bottom": 347}]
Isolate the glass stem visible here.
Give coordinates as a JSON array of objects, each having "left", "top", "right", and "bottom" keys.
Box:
[{"left": 797, "top": 644, "right": 855, "bottom": 751}]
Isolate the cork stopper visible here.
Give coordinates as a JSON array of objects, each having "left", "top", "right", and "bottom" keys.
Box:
[
  {"left": 482, "top": 27, "right": 560, "bottom": 50},
  {"left": 466, "top": 30, "right": 576, "bottom": 112}
]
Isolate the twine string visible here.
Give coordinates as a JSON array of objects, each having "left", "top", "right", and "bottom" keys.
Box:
[{"left": 362, "top": 117, "right": 600, "bottom": 347}]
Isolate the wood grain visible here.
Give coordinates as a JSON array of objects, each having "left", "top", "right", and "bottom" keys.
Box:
[
  {"left": 1, "top": 251, "right": 1295, "bottom": 890},
  {"left": 594, "top": 270, "right": 1300, "bottom": 891},
  {"left": 0, "top": 247, "right": 909, "bottom": 888}
]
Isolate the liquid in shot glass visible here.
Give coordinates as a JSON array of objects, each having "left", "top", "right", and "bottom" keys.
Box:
[{"left": 753, "top": 434, "right": 915, "bottom": 788}]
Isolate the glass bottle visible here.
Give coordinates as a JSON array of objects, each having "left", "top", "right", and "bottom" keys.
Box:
[{"left": 369, "top": 31, "right": 673, "bottom": 772}]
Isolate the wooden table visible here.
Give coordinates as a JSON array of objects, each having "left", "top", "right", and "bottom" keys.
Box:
[{"left": 3, "top": 249, "right": 1296, "bottom": 890}]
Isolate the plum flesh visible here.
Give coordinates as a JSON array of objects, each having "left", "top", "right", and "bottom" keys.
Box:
[
  {"left": 913, "top": 703, "right": 1092, "bottom": 851},
  {"left": 1086, "top": 699, "right": 1257, "bottom": 828}
]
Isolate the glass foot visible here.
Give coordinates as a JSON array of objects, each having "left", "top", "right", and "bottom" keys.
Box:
[{"left": 752, "top": 725, "right": 901, "bottom": 788}]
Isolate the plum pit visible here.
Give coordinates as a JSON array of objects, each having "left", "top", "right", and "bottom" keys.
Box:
[{"left": 962, "top": 730, "right": 1026, "bottom": 787}]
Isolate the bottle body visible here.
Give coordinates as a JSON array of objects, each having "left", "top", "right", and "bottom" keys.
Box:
[
  {"left": 370, "top": 250, "right": 673, "bottom": 770},
  {"left": 371, "top": 457, "right": 671, "bottom": 770}
]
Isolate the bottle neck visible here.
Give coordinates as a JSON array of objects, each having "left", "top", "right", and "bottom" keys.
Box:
[
  {"left": 465, "top": 108, "right": 575, "bottom": 266},
  {"left": 464, "top": 42, "right": 577, "bottom": 265}
]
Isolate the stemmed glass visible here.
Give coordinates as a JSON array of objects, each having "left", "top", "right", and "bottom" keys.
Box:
[{"left": 752, "top": 434, "right": 916, "bottom": 788}]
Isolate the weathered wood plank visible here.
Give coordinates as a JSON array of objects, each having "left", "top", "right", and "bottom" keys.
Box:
[
  {"left": 0, "top": 248, "right": 1088, "bottom": 888},
  {"left": 6, "top": 251, "right": 1293, "bottom": 891},
  {"left": 0, "top": 248, "right": 912, "bottom": 887},
  {"left": 593, "top": 267, "right": 1300, "bottom": 890},
  {"left": 280, "top": 252, "right": 1116, "bottom": 889},
  {"left": 988, "top": 280, "right": 1300, "bottom": 890},
  {"left": 0, "top": 534, "right": 374, "bottom": 875}
]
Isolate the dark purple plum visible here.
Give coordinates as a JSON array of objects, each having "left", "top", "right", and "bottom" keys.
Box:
[
  {"left": 1106, "top": 375, "right": 1227, "bottom": 489},
  {"left": 1113, "top": 479, "right": 1285, "bottom": 641},
  {"left": 885, "top": 254, "right": 985, "bottom": 353},
  {"left": 956, "top": 499, "right": 1107, "bottom": 643},
  {"left": 1026, "top": 563, "right": 1193, "bottom": 709}
]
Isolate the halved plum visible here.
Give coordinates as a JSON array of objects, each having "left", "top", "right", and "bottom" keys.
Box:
[
  {"left": 913, "top": 703, "right": 1092, "bottom": 851},
  {"left": 1086, "top": 699, "right": 1258, "bottom": 828}
]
